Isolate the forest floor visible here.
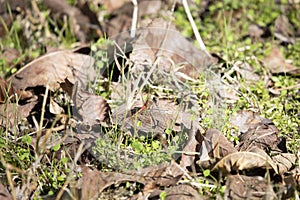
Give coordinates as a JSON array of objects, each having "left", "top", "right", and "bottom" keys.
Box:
[{"left": 0, "top": 0, "right": 300, "bottom": 199}]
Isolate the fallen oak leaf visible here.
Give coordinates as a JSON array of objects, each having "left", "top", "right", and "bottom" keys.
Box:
[
  {"left": 180, "top": 129, "right": 205, "bottom": 169},
  {"left": 183, "top": 128, "right": 237, "bottom": 171},
  {"left": 206, "top": 150, "right": 278, "bottom": 175},
  {"left": 9, "top": 50, "right": 96, "bottom": 92},
  {"left": 129, "top": 18, "right": 214, "bottom": 81}
]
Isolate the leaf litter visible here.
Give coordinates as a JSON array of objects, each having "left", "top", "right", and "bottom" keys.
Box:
[{"left": 0, "top": 0, "right": 299, "bottom": 199}]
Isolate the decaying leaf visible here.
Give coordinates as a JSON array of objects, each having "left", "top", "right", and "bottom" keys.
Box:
[
  {"left": 44, "top": 0, "right": 100, "bottom": 41},
  {"left": 224, "top": 174, "right": 277, "bottom": 200},
  {"left": 282, "top": 167, "right": 300, "bottom": 198},
  {"left": 231, "top": 110, "right": 286, "bottom": 153},
  {"left": 209, "top": 149, "right": 278, "bottom": 174},
  {"left": 234, "top": 61, "right": 260, "bottom": 82},
  {"left": 180, "top": 129, "right": 205, "bottom": 169},
  {"left": 78, "top": 162, "right": 183, "bottom": 200},
  {"left": 263, "top": 46, "right": 299, "bottom": 75},
  {"left": 0, "top": 182, "right": 12, "bottom": 200},
  {"left": 129, "top": 18, "right": 213, "bottom": 81},
  {"left": 9, "top": 51, "right": 96, "bottom": 92},
  {"left": 113, "top": 95, "right": 198, "bottom": 139},
  {"left": 0, "top": 79, "right": 15, "bottom": 103},
  {"left": 0, "top": 98, "right": 37, "bottom": 129},
  {"left": 230, "top": 110, "right": 272, "bottom": 134},
  {"left": 274, "top": 15, "right": 295, "bottom": 44},
  {"left": 99, "top": 0, "right": 131, "bottom": 12},
  {"left": 149, "top": 184, "right": 204, "bottom": 200},
  {"left": 72, "top": 86, "right": 111, "bottom": 126},
  {"left": 49, "top": 97, "right": 64, "bottom": 115},
  {"left": 272, "top": 153, "right": 297, "bottom": 175},
  {"left": 248, "top": 24, "right": 265, "bottom": 38},
  {"left": 192, "top": 128, "right": 237, "bottom": 170},
  {"left": 204, "top": 128, "right": 237, "bottom": 159}
]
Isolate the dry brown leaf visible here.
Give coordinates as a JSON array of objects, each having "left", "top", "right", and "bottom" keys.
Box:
[
  {"left": 0, "top": 182, "right": 12, "bottom": 200},
  {"left": 180, "top": 129, "right": 205, "bottom": 169},
  {"left": 0, "top": 98, "right": 37, "bottom": 129},
  {"left": 234, "top": 61, "right": 260, "bottom": 82},
  {"left": 274, "top": 15, "right": 295, "bottom": 44},
  {"left": 0, "top": 79, "right": 15, "bottom": 104},
  {"left": 230, "top": 110, "right": 271, "bottom": 133},
  {"left": 113, "top": 96, "right": 198, "bottom": 138},
  {"left": 129, "top": 18, "right": 213, "bottom": 81},
  {"left": 73, "top": 88, "right": 111, "bottom": 126},
  {"left": 272, "top": 153, "right": 297, "bottom": 175},
  {"left": 282, "top": 166, "right": 300, "bottom": 198},
  {"left": 209, "top": 150, "right": 278, "bottom": 174},
  {"left": 248, "top": 24, "right": 264, "bottom": 38},
  {"left": 231, "top": 110, "right": 286, "bottom": 153},
  {"left": 59, "top": 78, "right": 74, "bottom": 97},
  {"left": 99, "top": 0, "right": 131, "bottom": 12},
  {"left": 9, "top": 51, "right": 96, "bottom": 91},
  {"left": 204, "top": 128, "right": 237, "bottom": 159},
  {"left": 49, "top": 97, "right": 64, "bottom": 115},
  {"left": 281, "top": 172, "right": 298, "bottom": 199},
  {"left": 78, "top": 162, "right": 183, "bottom": 200},
  {"left": 44, "top": 0, "right": 92, "bottom": 41},
  {"left": 263, "top": 46, "right": 299, "bottom": 75},
  {"left": 149, "top": 184, "right": 206, "bottom": 200},
  {"left": 236, "top": 123, "right": 282, "bottom": 152},
  {"left": 224, "top": 174, "right": 277, "bottom": 200},
  {"left": 196, "top": 129, "right": 238, "bottom": 170}
]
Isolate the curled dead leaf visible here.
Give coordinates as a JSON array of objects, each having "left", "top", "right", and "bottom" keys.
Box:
[
  {"left": 225, "top": 174, "right": 276, "bottom": 200},
  {"left": 208, "top": 150, "right": 278, "bottom": 174},
  {"left": 9, "top": 51, "right": 96, "bottom": 92},
  {"left": 72, "top": 88, "right": 111, "bottom": 126},
  {"left": 272, "top": 153, "right": 297, "bottom": 175},
  {"left": 231, "top": 110, "right": 287, "bottom": 153},
  {"left": 204, "top": 128, "right": 237, "bottom": 159}
]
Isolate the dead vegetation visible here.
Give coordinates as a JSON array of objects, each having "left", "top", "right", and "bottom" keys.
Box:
[{"left": 0, "top": 0, "right": 300, "bottom": 199}]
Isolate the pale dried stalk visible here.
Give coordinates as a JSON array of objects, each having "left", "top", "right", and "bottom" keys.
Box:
[
  {"left": 182, "top": 0, "right": 209, "bottom": 55},
  {"left": 131, "top": 0, "right": 138, "bottom": 38}
]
